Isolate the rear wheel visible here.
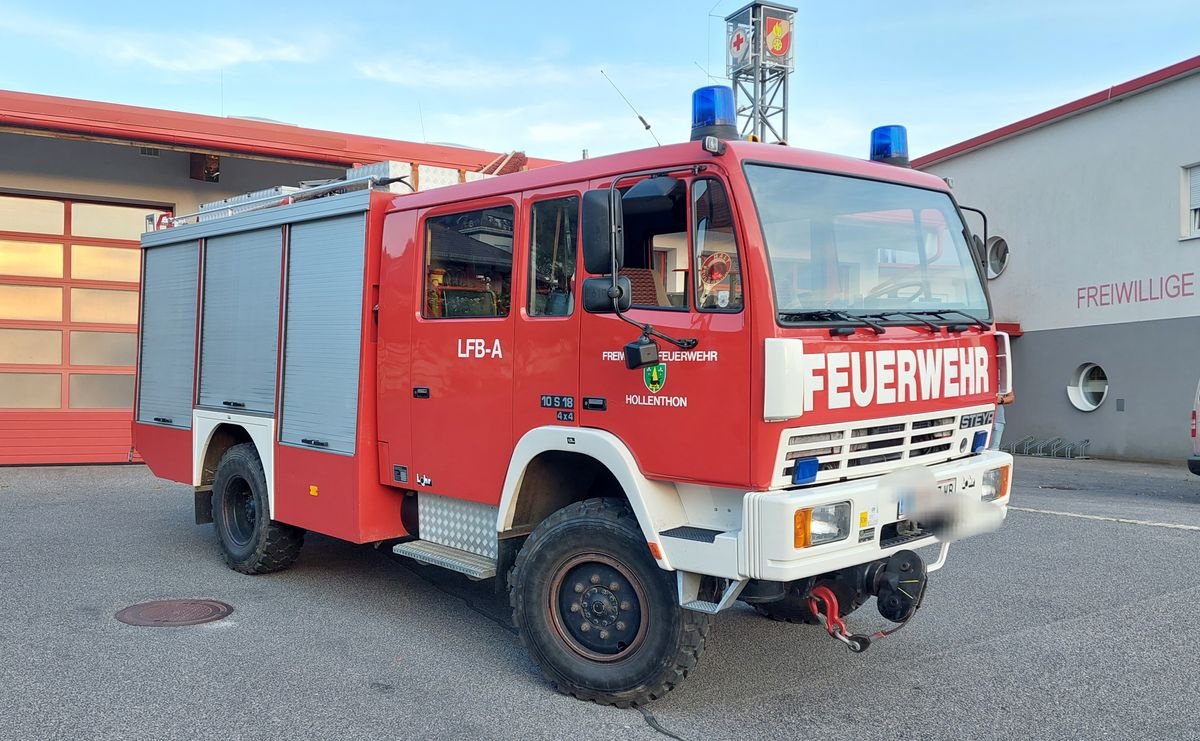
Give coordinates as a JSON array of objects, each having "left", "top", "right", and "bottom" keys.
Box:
[
  {"left": 509, "top": 498, "right": 710, "bottom": 707},
  {"left": 211, "top": 443, "right": 304, "bottom": 574}
]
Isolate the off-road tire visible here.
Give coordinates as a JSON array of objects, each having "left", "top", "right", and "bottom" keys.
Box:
[
  {"left": 509, "top": 497, "right": 710, "bottom": 707},
  {"left": 211, "top": 443, "right": 304, "bottom": 574},
  {"left": 753, "top": 579, "right": 864, "bottom": 624}
]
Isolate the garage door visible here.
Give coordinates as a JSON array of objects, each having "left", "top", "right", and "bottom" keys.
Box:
[{"left": 0, "top": 193, "right": 168, "bottom": 464}]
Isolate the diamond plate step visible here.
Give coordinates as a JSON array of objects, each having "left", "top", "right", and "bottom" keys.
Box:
[{"left": 392, "top": 540, "right": 497, "bottom": 579}]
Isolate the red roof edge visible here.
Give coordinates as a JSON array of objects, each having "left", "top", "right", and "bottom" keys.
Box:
[
  {"left": 0, "top": 88, "right": 562, "bottom": 172},
  {"left": 913, "top": 55, "right": 1200, "bottom": 169}
]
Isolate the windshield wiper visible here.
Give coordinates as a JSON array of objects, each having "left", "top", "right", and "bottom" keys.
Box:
[
  {"left": 861, "top": 310, "right": 940, "bottom": 331},
  {"left": 909, "top": 308, "right": 989, "bottom": 329},
  {"left": 778, "top": 310, "right": 885, "bottom": 334}
]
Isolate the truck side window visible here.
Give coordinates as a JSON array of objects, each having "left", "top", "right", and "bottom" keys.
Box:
[
  {"left": 692, "top": 179, "right": 742, "bottom": 312},
  {"left": 528, "top": 196, "right": 578, "bottom": 317},
  {"left": 620, "top": 178, "right": 688, "bottom": 310},
  {"left": 423, "top": 205, "right": 514, "bottom": 318}
]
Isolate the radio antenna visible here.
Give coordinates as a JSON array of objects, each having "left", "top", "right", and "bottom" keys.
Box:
[{"left": 600, "top": 69, "right": 661, "bottom": 146}]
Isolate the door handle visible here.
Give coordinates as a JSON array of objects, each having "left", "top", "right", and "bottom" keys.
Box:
[{"left": 413, "top": 387, "right": 431, "bottom": 399}]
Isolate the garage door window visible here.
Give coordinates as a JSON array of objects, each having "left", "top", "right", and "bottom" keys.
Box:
[{"left": 0, "top": 193, "right": 160, "bottom": 434}]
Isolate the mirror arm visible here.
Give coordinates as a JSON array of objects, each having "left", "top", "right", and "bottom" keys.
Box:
[{"left": 959, "top": 205, "right": 988, "bottom": 243}]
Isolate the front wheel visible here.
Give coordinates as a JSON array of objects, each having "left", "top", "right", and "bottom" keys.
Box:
[
  {"left": 509, "top": 498, "right": 710, "bottom": 707},
  {"left": 211, "top": 443, "right": 304, "bottom": 574}
]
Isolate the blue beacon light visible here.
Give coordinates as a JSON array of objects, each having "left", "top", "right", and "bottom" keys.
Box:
[
  {"left": 870, "top": 125, "right": 910, "bottom": 167},
  {"left": 791, "top": 457, "right": 820, "bottom": 486},
  {"left": 690, "top": 85, "right": 738, "bottom": 142}
]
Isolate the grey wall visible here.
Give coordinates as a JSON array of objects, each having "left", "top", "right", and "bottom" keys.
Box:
[
  {"left": 1007, "top": 316, "right": 1200, "bottom": 462},
  {"left": 924, "top": 72, "right": 1200, "bottom": 333},
  {"left": 0, "top": 132, "right": 343, "bottom": 213}
]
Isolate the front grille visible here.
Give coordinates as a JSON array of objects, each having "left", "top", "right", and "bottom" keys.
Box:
[{"left": 776, "top": 404, "right": 994, "bottom": 488}]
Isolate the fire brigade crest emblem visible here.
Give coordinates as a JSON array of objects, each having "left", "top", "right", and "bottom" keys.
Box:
[
  {"left": 764, "top": 17, "right": 791, "bottom": 58},
  {"left": 643, "top": 363, "right": 667, "bottom": 394}
]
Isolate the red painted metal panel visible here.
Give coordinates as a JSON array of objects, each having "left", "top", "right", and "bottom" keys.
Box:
[
  {"left": 407, "top": 194, "right": 518, "bottom": 506},
  {"left": 130, "top": 422, "right": 191, "bottom": 483}
]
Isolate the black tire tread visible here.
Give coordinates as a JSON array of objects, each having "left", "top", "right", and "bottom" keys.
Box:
[
  {"left": 509, "top": 497, "right": 710, "bottom": 707},
  {"left": 214, "top": 443, "right": 305, "bottom": 575}
]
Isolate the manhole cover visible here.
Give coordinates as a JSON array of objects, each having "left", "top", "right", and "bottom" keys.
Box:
[{"left": 115, "top": 599, "right": 233, "bottom": 627}]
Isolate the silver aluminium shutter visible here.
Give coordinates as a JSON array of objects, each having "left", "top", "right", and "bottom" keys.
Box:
[
  {"left": 198, "top": 228, "right": 283, "bottom": 413},
  {"left": 1190, "top": 166, "right": 1200, "bottom": 210},
  {"left": 137, "top": 241, "right": 198, "bottom": 428},
  {"left": 280, "top": 214, "right": 366, "bottom": 454}
]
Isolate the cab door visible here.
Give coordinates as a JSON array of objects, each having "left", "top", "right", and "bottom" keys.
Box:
[
  {"left": 578, "top": 175, "right": 751, "bottom": 486},
  {"left": 408, "top": 197, "right": 518, "bottom": 505},
  {"left": 512, "top": 188, "right": 583, "bottom": 441}
]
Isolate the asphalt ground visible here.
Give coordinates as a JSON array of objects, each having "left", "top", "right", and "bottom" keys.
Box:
[{"left": 2, "top": 457, "right": 1199, "bottom": 740}]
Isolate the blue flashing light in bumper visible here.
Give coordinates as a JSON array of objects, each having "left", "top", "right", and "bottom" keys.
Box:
[
  {"left": 792, "top": 456, "right": 820, "bottom": 485},
  {"left": 972, "top": 430, "right": 989, "bottom": 453}
]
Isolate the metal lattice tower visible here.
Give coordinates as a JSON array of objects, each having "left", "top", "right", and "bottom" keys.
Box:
[{"left": 725, "top": 2, "right": 796, "bottom": 143}]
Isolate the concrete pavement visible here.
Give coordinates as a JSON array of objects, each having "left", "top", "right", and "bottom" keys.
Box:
[{"left": 1, "top": 457, "right": 1198, "bottom": 740}]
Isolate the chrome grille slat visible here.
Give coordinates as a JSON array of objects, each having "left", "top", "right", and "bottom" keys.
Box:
[{"left": 775, "top": 404, "right": 996, "bottom": 488}]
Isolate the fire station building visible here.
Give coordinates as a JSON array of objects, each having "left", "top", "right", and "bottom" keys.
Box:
[
  {"left": 916, "top": 56, "right": 1200, "bottom": 463},
  {"left": 0, "top": 90, "right": 545, "bottom": 465}
]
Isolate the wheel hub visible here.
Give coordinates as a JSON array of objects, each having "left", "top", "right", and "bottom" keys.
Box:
[{"left": 551, "top": 555, "right": 647, "bottom": 662}]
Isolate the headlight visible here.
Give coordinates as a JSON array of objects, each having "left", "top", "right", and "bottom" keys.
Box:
[
  {"left": 794, "top": 501, "right": 851, "bottom": 548},
  {"left": 981, "top": 466, "right": 1010, "bottom": 502}
]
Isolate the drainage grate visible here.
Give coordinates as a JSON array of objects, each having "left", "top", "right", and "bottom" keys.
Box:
[{"left": 115, "top": 600, "right": 233, "bottom": 627}]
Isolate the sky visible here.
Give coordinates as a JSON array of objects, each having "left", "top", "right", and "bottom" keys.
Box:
[{"left": 0, "top": 1, "right": 1198, "bottom": 163}]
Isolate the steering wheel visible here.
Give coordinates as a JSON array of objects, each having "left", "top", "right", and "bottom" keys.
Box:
[{"left": 864, "top": 277, "right": 926, "bottom": 302}]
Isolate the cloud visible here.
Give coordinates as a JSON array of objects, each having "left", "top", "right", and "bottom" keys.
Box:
[
  {"left": 0, "top": 9, "right": 324, "bottom": 72},
  {"left": 358, "top": 58, "right": 571, "bottom": 90}
]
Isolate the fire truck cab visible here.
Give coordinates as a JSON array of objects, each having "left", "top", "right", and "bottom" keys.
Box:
[{"left": 134, "top": 116, "right": 1012, "bottom": 705}]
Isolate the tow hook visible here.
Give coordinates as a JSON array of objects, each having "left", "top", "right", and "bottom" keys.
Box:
[
  {"left": 807, "top": 549, "right": 929, "bottom": 653},
  {"left": 808, "top": 585, "right": 872, "bottom": 652}
]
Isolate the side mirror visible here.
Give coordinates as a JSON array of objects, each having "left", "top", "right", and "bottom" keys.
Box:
[
  {"left": 582, "top": 189, "right": 624, "bottom": 275},
  {"left": 623, "top": 336, "right": 659, "bottom": 370},
  {"left": 971, "top": 234, "right": 985, "bottom": 271},
  {"left": 582, "top": 276, "right": 631, "bottom": 313}
]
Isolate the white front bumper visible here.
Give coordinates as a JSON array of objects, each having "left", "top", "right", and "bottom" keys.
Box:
[{"left": 736, "top": 450, "right": 1011, "bottom": 582}]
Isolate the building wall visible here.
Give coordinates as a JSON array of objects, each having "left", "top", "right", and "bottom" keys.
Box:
[
  {"left": 0, "top": 132, "right": 344, "bottom": 214},
  {"left": 1006, "top": 316, "right": 1199, "bottom": 461},
  {"left": 922, "top": 73, "right": 1200, "bottom": 461},
  {"left": 0, "top": 133, "right": 346, "bottom": 464}
]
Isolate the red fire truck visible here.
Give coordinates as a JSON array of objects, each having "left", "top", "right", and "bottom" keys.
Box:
[{"left": 134, "top": 92, "right": 1012, "bottom": 706}]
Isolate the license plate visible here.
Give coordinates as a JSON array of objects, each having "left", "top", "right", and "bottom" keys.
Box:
[{"left": 898, "top": 478, "right": 956, "bottom": 520}]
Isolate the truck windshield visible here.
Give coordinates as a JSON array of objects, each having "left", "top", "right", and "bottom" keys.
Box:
[{"left": 744, "top": 164, "right": 990, "bottom": 323}]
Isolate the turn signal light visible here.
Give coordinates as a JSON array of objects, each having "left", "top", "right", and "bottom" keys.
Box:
[
  {"left": 793, "top": 508, "right": 812, "bottom": 549},
  {"left": 982, "top": 465, "right": 1011, "bottom": 502}
]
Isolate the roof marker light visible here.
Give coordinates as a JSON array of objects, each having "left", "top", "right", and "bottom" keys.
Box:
[
  {"left": 870, "top": 125, "right": 910, "bottom": 167},
  {"left": 690, "top": 85, "right": 738, "bottom": 143}
]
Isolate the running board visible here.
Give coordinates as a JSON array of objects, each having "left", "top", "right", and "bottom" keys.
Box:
[
  {"left": 677, "top": 571, "right": 748, "bottom": 614},
  {"left": 392, "top": 540, "right": 497, "bottom": 580}
]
